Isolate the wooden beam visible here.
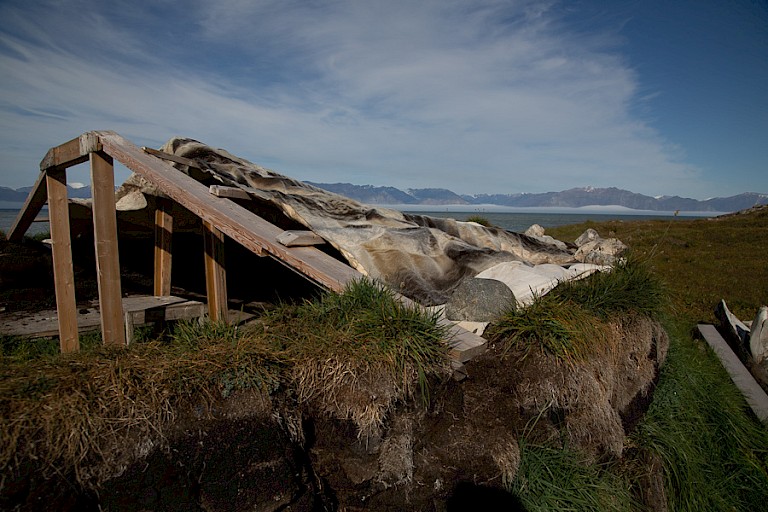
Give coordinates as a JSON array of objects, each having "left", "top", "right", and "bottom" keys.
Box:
[
  {"left": 96, "top": 131, "right": 359, "bottom": 291},
  {"left": 40, "top": 132, "right": 101, "bottom": 171},
  {"left": 209, "top": 184, "right": 251, "bottom": 200},
  {"left": 203, "top": 221, "right": 229, "bottom": 323},
  {"left": 46, "top": 168, "right": 79, "bottom": 353},
  {"left": 142, "top": 146, "right": 198, "bottom": 168},
  {"left": 153, "top": 200, "right": 173, "bottom": 296},
  {"left": 7, "top": 171, "right": 47, "bottom": 242},
  {"left": 90, "top": 151, "right": 126, "bottom": 346},
  {"left": 277, "top": 230, "right": 326, "bottom": 247}
]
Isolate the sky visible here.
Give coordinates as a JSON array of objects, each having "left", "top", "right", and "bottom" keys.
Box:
[{"left": 0, "top": 0, "right": 766, "bottom": 199}]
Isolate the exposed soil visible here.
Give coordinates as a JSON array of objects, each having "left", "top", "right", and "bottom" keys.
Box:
[{"left": 2, "top": 230, "right": 669, "bottom": 511}]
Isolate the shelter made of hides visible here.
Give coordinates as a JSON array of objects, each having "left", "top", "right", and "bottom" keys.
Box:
[{"left": 114, "top": 137, "right": 621, "bottom": 313}]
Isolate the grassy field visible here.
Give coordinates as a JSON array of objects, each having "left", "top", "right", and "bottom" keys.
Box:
[{"left": 542, "top": 207, "right": 768, "bottom": 511}]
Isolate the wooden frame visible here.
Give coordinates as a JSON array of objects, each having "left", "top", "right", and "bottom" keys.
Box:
[{"left": 6, "top": 131, "right": 487, "bottom": 362}]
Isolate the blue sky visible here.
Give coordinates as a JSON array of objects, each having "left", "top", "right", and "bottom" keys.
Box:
[{"left": 0, "top": 0, "right": 765, "bottom": 199}]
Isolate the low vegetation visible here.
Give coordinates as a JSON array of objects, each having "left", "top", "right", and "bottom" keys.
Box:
[{"left": 0, "top": 278, "right": 448, "bottom": 487}]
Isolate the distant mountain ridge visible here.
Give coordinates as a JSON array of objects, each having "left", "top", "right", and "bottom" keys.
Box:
[
  {"left": 3, "top": 182, "right": 766, "bottom": 213},
  {"left": 0, "top": 185, "right": 93, "bottom": 204},
  {"left": 309, "top": 183, "right": 768, "bottom": 213}
]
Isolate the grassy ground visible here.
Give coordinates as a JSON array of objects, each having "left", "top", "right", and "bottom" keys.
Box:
[{"left": 539, "top": 208, "right": 768, "bottom": 511}]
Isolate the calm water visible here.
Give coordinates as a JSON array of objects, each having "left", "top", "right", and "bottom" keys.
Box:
[
  {"left": 0, "top": 209, "right": 51, "bottom": 236},
  {"left": 1, "top": 207, "right": 698, "bottom": 239}
]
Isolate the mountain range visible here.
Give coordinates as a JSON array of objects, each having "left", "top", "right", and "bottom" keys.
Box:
[
  {"left": 308, "top": 183, "right": 768, "bottom": 213},
  {"left": 2, "top": 182, "right": 766, "bottom": 213}
]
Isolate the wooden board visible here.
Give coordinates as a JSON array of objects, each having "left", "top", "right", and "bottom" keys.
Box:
[
  {"left": 698, "top": 324, "right": 768, "bottom": 423},
  {"left": 90, "top": 151, "right": 126, "bottom": 346},
  {"left": 203, "top": 221, "right": 229, "bottom": 323},
  {"left": 154, "top": 201, "right": 174, "bottom": 296},
  {"left": 1, "top": 296, "right": 205, "bottom": 338},
  {"left": 46, "top": 167, "right": 79, "bottom": 353},
  {"left": 7, "top": 171, "right": 47, "bottom": 242},
  {"left": 277, "top": 230, "right": 326, "bottom": 247}
]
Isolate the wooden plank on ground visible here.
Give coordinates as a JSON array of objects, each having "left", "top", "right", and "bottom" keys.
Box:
[
  {"left": 46, "top": 168, "right": 79, "bottom": 352},
  {"left": 96, "top": 131, "right": 359, "bottom": 291},
  {"left": 154, "top": 200, "right": 173, "bottom": 296},
  {"left": 91, "top": 151, "right": 126, "bottom": 346},
  {"left": 203, "top": 221, "right": 229, "bottom": 323},
  {"left": 698, "top": 324, "right": 768, "bottom": 423},
  {"left": 7, "top": 171, "right": 48, "bottom": 242}
]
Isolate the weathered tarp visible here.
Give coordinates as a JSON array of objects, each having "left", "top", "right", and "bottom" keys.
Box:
[{"left": 116, "top": 137, "right": 613, "bottom": 305}]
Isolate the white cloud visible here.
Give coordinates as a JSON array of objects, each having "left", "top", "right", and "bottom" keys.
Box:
[{"left": 0, "top": 0, "right": 711, "bottom": 197}]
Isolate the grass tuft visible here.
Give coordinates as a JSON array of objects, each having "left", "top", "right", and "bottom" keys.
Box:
[
  {"left": 509, "top": 440, "right": 638, "bottom": 511},
  {"left": 465, "top": 215, "right": 492, "bottom": 227}
]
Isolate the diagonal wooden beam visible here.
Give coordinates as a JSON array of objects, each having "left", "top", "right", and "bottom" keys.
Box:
[{"left": 7, "top": 171, "right": 47, "bottom": 242}]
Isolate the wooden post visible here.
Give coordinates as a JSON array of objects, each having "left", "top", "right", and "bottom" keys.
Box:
[
  {"left": 46, "top": 168, "right": 79, "bottom": 353},
  {"left": 203, "top": 221, "right": 228, "bottom": 323},
  {"left": 154, "top": 200, "right": 173, "bottom": 296},
  {"left": 90, "top": 151, "right": 126, "bottom": 346}
]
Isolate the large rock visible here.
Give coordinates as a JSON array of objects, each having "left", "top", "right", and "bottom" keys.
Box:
[
  {"left": 575, "top": 228, "right": 600, "bottom": 247},
  {"left": 444, "top": 278, "right": 515, "bottom": 321}
]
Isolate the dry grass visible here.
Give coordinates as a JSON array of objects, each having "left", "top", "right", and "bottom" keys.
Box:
[{"left": 0, "top": 278, "right": 448, "bottom": 488}]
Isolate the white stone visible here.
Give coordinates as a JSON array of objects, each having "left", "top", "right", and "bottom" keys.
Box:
[{"left": 575, "top": 228, "right": 600, "bottom": 247}]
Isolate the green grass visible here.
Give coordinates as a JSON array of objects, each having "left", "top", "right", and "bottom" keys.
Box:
[
  {"left": 487, "top": 257, "right": 665, "bottom": 363},
  {"left": 511, "top": 441, "right": 638, "bottom": 512},
  {"left": 541, "top": 209, "right": 768, "bottom": 511}
]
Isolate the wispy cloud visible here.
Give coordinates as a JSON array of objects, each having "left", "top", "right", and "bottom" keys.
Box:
[{"left": 0, "top": 0, "right": 706, "bottom": 196}]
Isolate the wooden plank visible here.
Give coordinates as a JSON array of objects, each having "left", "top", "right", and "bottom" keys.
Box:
[
  {"left": 142, "top": 146, "right": 198, "bottom": 167},
  {"left": 209, "top": 184, "right": 251, "bottom": 200},
  {"left": 154, "top": 200, "right": 173, "bottom": 296},
  {"left": 698, "top": 324, "right": 768, "bottom": 423},
  {"left": 203, "top": 221, "right": 229, "bottom": 323},
  {"left": 7, "top": 171, "right": 47, "bottom": 242},
  {"left": 40, "top": 132, "right": 101, "bottom": 171},
  {"left": 209, "top": 184, "right": 272, "bottom": 202},
  {"left": 96, "top": 131, "right": 359, "bottom": 291},
  {"left": 277, "top": 230, "right": 326, "bottom": 247},
  {"left": 91, "top": 151, "right": 126, "bottom": 346},
  {"left": 46, "top": 168, "right": 79, "bottom": 352}
]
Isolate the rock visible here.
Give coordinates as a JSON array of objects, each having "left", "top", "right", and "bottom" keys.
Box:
[
  {"left": 524, "top": 224, "right": 568, "bottom": 250},
  {"left": 749, "top": 306, "right": 768, "bottom": 364},
  {"left": 574, "top": 238, "right": 626, "bottom": 265},
  {"left": 575, "top": 228, "right": 600, "bottom": 247},
  {"left": 444, "top": 278, "right": 515, "bottom": 322},
  {"left": 524, "top": 224, "right": 545, "bottom": 237}
]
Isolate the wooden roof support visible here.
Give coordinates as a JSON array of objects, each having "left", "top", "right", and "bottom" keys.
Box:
[
  {"left": 203, "top": 221, "right": 229, "bottom": 323},
  {"left": 154, "top": 200, "right": 173, "bottom": 296},
  {"left": 46, "top": 167, "right": 79, "bottom": 353},
  {"left": 7, "top": 171, "right": 47, "bottom": 242},
  {"left": 90, "top": 151, "right": 126, "bottom": 346}
]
